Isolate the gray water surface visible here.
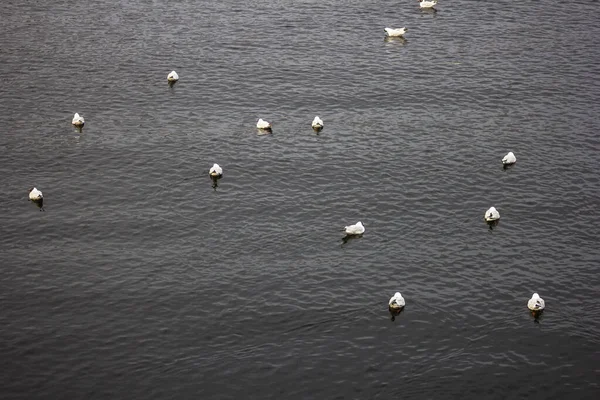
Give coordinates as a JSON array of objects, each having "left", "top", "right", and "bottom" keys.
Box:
[{"left": 1, "top": 1, "right": 599, "bottom": 398}]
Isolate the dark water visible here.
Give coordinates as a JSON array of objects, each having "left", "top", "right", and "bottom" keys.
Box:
[{"left": 1, "top": 0, "right": 599, "bottom": 398}]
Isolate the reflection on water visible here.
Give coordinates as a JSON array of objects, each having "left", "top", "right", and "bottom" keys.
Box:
[
  {"left": 487, "top": 220, "right": 499, "bottom": 231},
  {"left": 31, "top": 199, "right": 44, "bottom": 212},
  {"left": 421, "top": 9, "right": 437, "bottom": 15},
  {"left": 384, "top": 36, "right": 407, "bottom": 46},
  {"left": 389, "top": 306, "right": 404, "bottom": 321},
  {"left": 341, "top": 234, "right": 363, "bottom": 246},
  {"left": 530, "top": 309, "right": 544, "bottom": 324},
  {"left": 257, "top": 128, "right": 272, "bottom": 136},
  {"left": 210, "top": 175, "right": 221, "bottom": 190}
]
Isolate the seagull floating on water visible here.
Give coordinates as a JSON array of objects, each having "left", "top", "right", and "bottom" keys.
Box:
[
  {"left": 384, "top": 27, "right": 408, "bottom": 37},
  {"left": 167, "top": 71, "right": 179, "bottom": 82},
  {"left": 29, "top": 187, "right": 43, "bottom": 202},
  {"left": 527, "top": 293, "right": 545, "bottom": 311},
  {"left": 312, "top": 116, "right": 324, "bottom": 131},
  {"left": 29, "top": 187, "right": 44, "bottom": 210},
  {"left": 502, "top": 152, "right": 516, "bottom": 165},
  {"left": 72, "top": 113, "right": 84, "bottom": 127},
  {"left": 257, "top": 118, "right": 272, "bottom": 130},
  {"left": 344, "top": 221, "right": 365, "bottom": 235},
  {"left": 484, "top": 207, "right": 500, "bottom": 222},
  {"left": 209, "top": 163, "right": 223, "bottom": 178},
  {"left": 389, "top": 292, "right": 405, "bottom": 310},
  {"left": 419, "top": 0, "right": 437, "bottom": 9}
]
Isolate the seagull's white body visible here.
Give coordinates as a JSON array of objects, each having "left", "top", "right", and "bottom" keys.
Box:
[
  {"left": 419, "top": 0, "right": 437, "bottom": 9},
  {"left": 344, "top": 221, "right": 365, "bottom": 235},
  {"left": 72, "top": 113, "right": 85, "bottom": 127},
  {"left": 384, "top": 27, "right": 408, "bottom": 37},
  {"left": 312, "top": 116, "right": 324, "bottom": 130},
  {"left": 167, "top": 70, "right": 179, "bottom": 82},
  {"left": 257, "top": 118, "right": 272, "bottom": 130},
  {"left": 209, "top": 163, "right": 223, "bottom": 177},
  {"left": 29, "top": 187, "right": 43, "bottom": 201},
  {"left": 389, "top": 292, "right": 405, "bottom": 310},
  {"left": 484, "top": 207, "right": 500, "bottom": 222},
  {"left": 502, "top": 152, "right": 517, "bottom": 165},
  {"left": 527, "top": 293, "right": 545, "bottom": 311}
]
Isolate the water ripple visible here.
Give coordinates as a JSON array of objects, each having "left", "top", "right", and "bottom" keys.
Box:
[{"left": 1, "top": 0, "right": 599, "bottom": 398}]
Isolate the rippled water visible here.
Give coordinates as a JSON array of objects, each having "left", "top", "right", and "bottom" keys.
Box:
[{"left": 1, "top": 0, "right": 599, "bottom": 398}]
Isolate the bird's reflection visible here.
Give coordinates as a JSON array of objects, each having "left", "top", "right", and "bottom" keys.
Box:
[
  {"left": 530, "top": 309, "right": 543, "bottom": 324},
  {"left": 257, "top": 128, "right": 272, "bottom": 136},
  {"left": 384, "top": 36, "right": 407, "bottom": 45},
  {"left": 486, "top": 220, "right": 499, "bottom": 231},
  {"left": 210, "top": 175, "right": 221, "bottom": 190},
  {"left": 32, "top": 198, "right": 44, "bottom": 211},
  {"left": 168, "top": 81, "right": 177, "bottom": 88},
  {"left": 389, "top": 306, "right": 405, "bottom": 321},
  {"left": 502, "top": 163, "right": 515, "bottom": 171},
  {"left": 74, "top": 126, "right": 83, "bottom": 133},
  {"left": 341, "top": 234, "right": 363, "bottom": 245},
  {"left": 421, "top": 8, "right": 438, "bottom": 15}
]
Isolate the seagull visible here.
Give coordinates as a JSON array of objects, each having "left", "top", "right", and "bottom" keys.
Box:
[
  {"left": 312, "top": 116, "right": 324, "bottom": 131},
  {"left": 389, "top": 292, "right": 405, "bottom": 310},
  {"left": 502, "top": 152, "right": 517, "bottom": 165},
  {"left": 527, "top": 293, "right": 545, "bottom": 311},
  {"left": 209, "top": 163, "right": 223, "bottom": 178},
  {"left": 72, "top": 113, "right": 85, "bottom": 127},
  {"left": 384, "top": 27, "right": 408, "bottom": 37},
  {"left": 257, "top": 118, "right": 272, "bottom": 130},
  {"left": 29, "top": 187, "right": 43, "bottom": 201},
  {"left": 29, "top": 187, "right": 44, "bottom": 210},
  {"left": 419, "top": 0, "right": 437, "bottom": 9},
  {"left": 344, "top": 221, "right": 365, "bottom": 235},
  {"left": 484, "top": 207, "right": 500, "bottom": 222},
  {"left": 167, "top": 70, "right": 179, "bottom": 82}
]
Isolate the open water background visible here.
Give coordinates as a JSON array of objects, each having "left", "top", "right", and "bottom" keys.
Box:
[{"left": 1, "top": 0, "right": 599, "bottom": 398}]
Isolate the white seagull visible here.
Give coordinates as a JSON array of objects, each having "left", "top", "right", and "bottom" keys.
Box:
[
  {"left": 527, "top": 293, "right": 545, "bottom": 311},
  {"left": 209, "top": 163, "right": 223, "bottom": 178},
  {"left": 344, "top": 221, "right": 365, "bottom": 235},
  {"left": 257, "top": 118, "right": 272, "bottom": 130},
  {"left": 72, "top": 113, "right": 85, "bottom": 127},
  {"left": 389, "top": 292, "right": 405, "bottom": 310},
  {"left": 502, "top": 152, "right": 517, "bottom": 165},
  {"left": 29, "top": 187, "right": 43, "bottom": 201},
  {"left": 484, "top": 207, "right": 500, "bottom": 222},
  {"left": 167, "top": 70, "right": 179, "bottom": 82},
  {"left": 312, "top": 116, "right": 324, "bottom": 130},
  {"left": 384, "top": 27, "right": 408, "bottom": 37},
  {"left": 419, "top": 0, "right": 438, "bottom": 9}
]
